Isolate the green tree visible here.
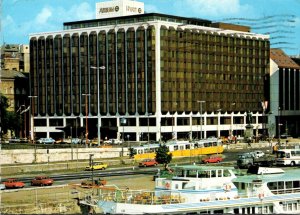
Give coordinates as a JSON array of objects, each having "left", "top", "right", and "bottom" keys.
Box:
[
  {"left": 128, "top": 147, "right": 136, "bottom": 158},
  {"left": 0, "top": 94, "right": 21, "bottom": 137},
  {"left": 155, "top": 144, "right": 172, "bottom": 169}
]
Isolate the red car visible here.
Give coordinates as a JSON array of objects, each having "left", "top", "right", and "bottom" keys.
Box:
[
  {"left": 31, "top": 176, "right": 54, "bottom": 186},
  {"left": 138, "top": 159, "right": 158, "bottom": 167},
  {"left": 202, "top": 155, "right": 223, "bottom": 164},
  {"left": 3, "top": 178, "right": 25, "bottom": 189}
]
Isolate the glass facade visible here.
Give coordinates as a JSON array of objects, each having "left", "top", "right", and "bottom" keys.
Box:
[{"left": 29, "top": 13, "right": 270, "bottom": 140}]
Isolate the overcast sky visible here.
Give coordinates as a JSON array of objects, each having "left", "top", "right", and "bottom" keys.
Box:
[{"left": 2, "top": 0, "right": 300, "bottom": 56}]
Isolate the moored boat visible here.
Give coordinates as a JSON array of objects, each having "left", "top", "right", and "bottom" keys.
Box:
[{"left": 78, "top": 165, "right": 300, "bottom": 214}]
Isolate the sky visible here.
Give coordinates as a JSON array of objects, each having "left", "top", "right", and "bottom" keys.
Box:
[{"left": 1, "top": 0, "right": 300, "bottom": 56}]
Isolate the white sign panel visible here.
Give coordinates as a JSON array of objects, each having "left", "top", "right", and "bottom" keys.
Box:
[{"left": 96, "top": 0, "right": 144, "bottom": 19}]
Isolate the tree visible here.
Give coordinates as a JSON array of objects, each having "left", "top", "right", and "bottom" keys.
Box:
[
  {"left": 0, "top": 94, "right": 21, "bottom": 137},
  {"left": 155, "top": 144, "right": 172, "bottom": 169}
]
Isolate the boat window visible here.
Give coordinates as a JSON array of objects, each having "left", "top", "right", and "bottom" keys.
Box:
[
  {"left": 211, "top": 170, "right": 216, "bottom": 177},
  {"left": 217, "top": 170, "right": 222, "bottom": 177},
  {"left": 292, "top": 180, "right": 300, "bottom": 188},
  {"left": 187, "top": 170, "right": 197, "bottom": 178},
  {"left": 138, "top": 149, "right": 143, "bottom": 154},
  {"left": 186, "top": 144, "right": 190, "bottom": 149},
  {"left": 180, "top": 145, "right": 184, "bottom": 150},
  {"left": 223, "top": 170, "right": 231, "bottom": 177},
  {"left": 174, "top": 145, "right": 178, "bottom": 151},
  {"left": 213, "top": 142, "right": 217, "bottom": 146},
  {"left": 286, "top": 181, "right": 293, "bottom": 190},
  {"left": 194, "top": 143, "right": 198, "bottom": 148},
  {"left": 199, "top": 171, "right": 210, "bottom": 178}
]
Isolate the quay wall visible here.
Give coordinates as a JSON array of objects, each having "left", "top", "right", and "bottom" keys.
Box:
[{"left": 0, "top": 147, "right": 129, "bottom": 165}]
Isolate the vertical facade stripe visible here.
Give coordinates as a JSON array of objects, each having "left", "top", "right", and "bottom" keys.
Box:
[
  {"left": 53, "top": 37, "right": 56, "bottom": 115},
  {"left": 79, "top": 33, "right": 82, "bottom": 115},
  {"left": 125, "top": 31, "right": 128, "bottom": 114},
  {"left": 115, "top": 30, "right": 119, "bottom": 114},
  {"left": 70, "top": 36, "right": 73, "bottom": 115},
  {"left": 145, "top": 27, "right": 148, "bottom": 113},
  {"left": 134, "top": 29, "right": 138, "bottom": 113},
  {"left": 44, "top": 41, "right": 47, "bottom": 115},
  {"left": 61, "top": 36, "right": 65, "bottom": 115},
  {"left": 105, "top": 32, "right": 109, "bottom": 114}
]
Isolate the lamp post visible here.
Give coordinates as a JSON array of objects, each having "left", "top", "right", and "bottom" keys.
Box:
[
  {"left": 216, "top": 109, "right": 222, "bottom": 138},
  {"left": 148, "top": 113, "right": 152, "bottom": 143},
  {"left": 28, "top": 96, "right": 38, "bottom": 144},
  {"left": 89, "top": 154, "right": 94, "bottom": 188},
  {"left": 28, "top": 95, "right": 38, "bottom": 163},
  {"left": 82, "top": 93, "right": 90, "bottom": 147},
  {"left": 197, "top": 101, "right": 206, "bottom": 140},
  {"left": 90, "top": 66, "right": 105, "bottom": 146},
  {"left": 278, "top": 106, "right": 282, "bottom": 145}
]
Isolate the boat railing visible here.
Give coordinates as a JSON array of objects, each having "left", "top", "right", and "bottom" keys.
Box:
[
  {"left": 89, "top": 187, "right": 185, "bottom": 205},
  {"left": 270, "top": 187, "right": 300, "bottom": 195}
]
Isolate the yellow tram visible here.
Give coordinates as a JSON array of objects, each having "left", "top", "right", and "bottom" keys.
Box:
[{"left": 132, "top": 138, "right": 224, "bottom": 160}]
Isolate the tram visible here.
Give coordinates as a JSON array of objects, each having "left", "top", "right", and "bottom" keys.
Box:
[{"left": 131, "top": 137, "right": 224, "bottom": 160}]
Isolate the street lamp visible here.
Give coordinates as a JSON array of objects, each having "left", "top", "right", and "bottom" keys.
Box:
[
  {"left": 82, "top": 93, "right": 90, "bottom": 147},
  {"left": 120, "top": 118, "right": 126, "bottom": 142},
  {"left": 90, "top": 66, "right": 105, "bottom": 146},
  {"left": 278, "top": 106, "right": 282, "bottom": 145},
  {"left": 197, "top": 101, "right": 206, "bottom": 140},
  {"left": 148, "top": 113, "right": 152, "bottom": 143},
  {"left": 216, "top": 109, "right": 222, "bottom": 138},
  {"left": 89, "top": 154, "right": 94, "bottom": 187},
  {"left": 28, "top": 96, "right": 38, "bottom": 144}
]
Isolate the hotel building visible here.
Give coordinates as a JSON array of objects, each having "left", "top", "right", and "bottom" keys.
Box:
[{"left": 29, "top": 0, "right": 270, "bottom": 142}]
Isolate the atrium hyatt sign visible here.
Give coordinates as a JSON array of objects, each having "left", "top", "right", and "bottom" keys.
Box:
[{"left": 96, "top": 0, "right": 144, "bottom": 19}]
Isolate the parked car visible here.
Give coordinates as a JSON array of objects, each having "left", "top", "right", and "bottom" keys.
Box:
[
  {"left": 85, "top": 162, "right": 108, "bottom": 171},
  {"left": 9, "top": 137, "right": 21, "bottom": 143},
  {"left": 81, "top": 178, "right": 107, "bottom": 188},
  {"left": 0, "top": 183, "right": 6, "bottom": 190},
  {"left": 251, "top": 150, "right": 265, "bottom": 159},
  {"left": 31, "top": 176, "right": 54, "bottom": 186},
  {"left": 201, "top": 155, "right": 223, "bottom": 163},
  {"left": 37, "top": 138, "right": 55, "bottom": 144},
  {"left": 3, "top": 178, "right": 25, "bottom": 189},
  {"left": 138, "top": 159, "right": 158, "bottom": 167},
  {"left": 104, "top": 139, "right": 122, "bottom": 145}
]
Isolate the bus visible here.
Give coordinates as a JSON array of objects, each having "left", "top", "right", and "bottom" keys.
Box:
[
  {"left": 275, "top": 148, "right": 300, "bottom": 166},
  {"left": 131, "top": 138, "right": 224, "bottom": 160}
]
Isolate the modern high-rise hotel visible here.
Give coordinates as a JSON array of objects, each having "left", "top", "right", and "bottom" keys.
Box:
[{"left": 29, "top": 0, "right": 270, "bottom": 142}]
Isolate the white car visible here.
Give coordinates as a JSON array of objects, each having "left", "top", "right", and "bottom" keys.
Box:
[
  {"left": 104, "top": 139, "right": 122, "bottom": 144},
  {"left": 252, "top": 151, "right": 265, "bottom": 159}
]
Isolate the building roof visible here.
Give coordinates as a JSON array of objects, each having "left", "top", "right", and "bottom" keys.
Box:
[
  {"left": 270, "top": 48, "right": 300, "bottom": 69},
  {"left": 63, "top": 12, "right": 212, "bottom": 30},
  {"left": 0, "top": 70, "right": 27, "bottom": 79}
]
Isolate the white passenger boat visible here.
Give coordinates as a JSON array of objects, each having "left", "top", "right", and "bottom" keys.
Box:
[{"left": 78, "top": 165, "right": 300, "bottom": 214}]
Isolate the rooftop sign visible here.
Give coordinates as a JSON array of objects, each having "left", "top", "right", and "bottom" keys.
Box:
[{"left": 96, "top": 0, "right": 144, "bottom": 19}]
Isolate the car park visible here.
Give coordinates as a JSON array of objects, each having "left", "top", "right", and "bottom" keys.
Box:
[
  {"left": 201, "top": 155, "right": 223, "bottom": 163},
  {"left": 85, "top": 162, "right": 108, "bottom": 171},
  {"left": 3, "top": 178, "right": 25, "bottom": 189},
  {"left": 31, "top": 176, "right": 54, "bottom": 186},
  {"left": 138, "top": 159, "right": 158, "bottom": 167}
]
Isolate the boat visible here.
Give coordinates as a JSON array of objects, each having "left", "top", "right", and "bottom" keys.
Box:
[
  {"left": 77, "top": 165, "right": 300, "bottom": 214},
  {"left": 131, "top": 137, "right": 224, "bottom": 160}
]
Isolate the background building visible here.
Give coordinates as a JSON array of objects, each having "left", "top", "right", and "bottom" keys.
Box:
[
  {"left": 29, "top": 0, "right": 270, "bottom": 142},
  {"left": 269, "top": 49, "right": 300, "bottom": 139}
]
